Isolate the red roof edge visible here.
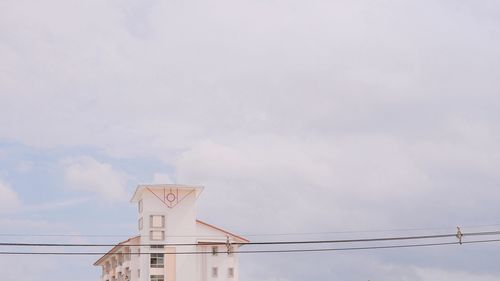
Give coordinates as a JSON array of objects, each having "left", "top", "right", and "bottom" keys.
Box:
[
  {"left": 93, "top": 235, "right": 140, "bottom": 266},
  {"left": 196, "top": 219, "right": 250, "bottom": 243}
]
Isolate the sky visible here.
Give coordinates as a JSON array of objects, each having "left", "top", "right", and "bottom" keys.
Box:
[{"left": 1, "top": 0, "right": 500, "bottom": 280}]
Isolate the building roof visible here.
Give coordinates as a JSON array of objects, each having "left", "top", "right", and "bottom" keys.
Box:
[
  {"left": 196, "top": 219, "right": 250, "bottom": 243},
  {"left": 93, "top": 220, "right": 248, "bottom": 266},
  {"left": 130, "top": 184, "right": 204, "bottom": 203},
  {"left": 93, "top": 236, "right": 140, "bottom": 266}
]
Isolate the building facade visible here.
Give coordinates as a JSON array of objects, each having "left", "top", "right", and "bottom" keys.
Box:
[{"left": 94, "top": 184, "right": 248, "bottom": 281}]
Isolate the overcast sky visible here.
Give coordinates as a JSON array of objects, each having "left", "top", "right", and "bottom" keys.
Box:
[{"left": 1, "top": 0, "right": 500, "bottom": 280}]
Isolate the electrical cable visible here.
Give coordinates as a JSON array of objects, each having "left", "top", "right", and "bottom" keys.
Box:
[
  {"left": 1, "top": 230, "right": 499, "bottom": 247},
  {"left": 1, "top": 238, "right": 500, "bottom": 256}
]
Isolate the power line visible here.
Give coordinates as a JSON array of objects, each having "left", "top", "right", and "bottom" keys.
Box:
[
  {"left": 0, "top": 238, "right": 499, "bottom": 256},
  {"left": 1, "top": 230, "right": 499, "bottom": 247}
]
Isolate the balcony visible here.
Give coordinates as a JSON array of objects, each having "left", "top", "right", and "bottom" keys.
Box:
[
  {"left": 122, "top": 260, "right": 131, "bottom": 269},
  {"left": 101, "top": 273, "right": 109, "bottom": 281}
]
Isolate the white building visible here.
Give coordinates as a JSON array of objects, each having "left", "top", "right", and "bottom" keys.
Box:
[{"left": 94, "top": 184, "right": 248, "bottom": 281}]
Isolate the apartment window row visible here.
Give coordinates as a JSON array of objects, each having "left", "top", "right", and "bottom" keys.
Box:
[
  {"left": 210, "top": 246, "right": 233, "bottom": 257},
  {"left": 150, "top": 215, "right": 165, "bottom": 228},
  {"left": 150, "top": 230, "right": 165, "bottom": 241},
  {"left": 138, "top": 215, "right": 165, "bottom": 231},
  {"left": 211, "top": 267, "right": 235, "bottom": 278},
  {"left": 102, "top": 258, "right": 132, "bottom": 276},
  {"left": 138, "top": 217, "right": 143, "bottom": 230},
  {"left": 150, "top": 253, "right": 164, "bottom": 268},
  {"left": 150, "top": 275, "right": 164, "bottom": 281}
]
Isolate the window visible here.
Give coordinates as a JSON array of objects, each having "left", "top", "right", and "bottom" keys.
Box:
[
  {"left": 138, "top": 200, "right": 143, "bottom": 213},
  {"left": 211, "top": 267, "right": 218, "bottom": 278},
  {"left": 138, "top": 217, "right": 143, "bottom": 230},
  {"left": 137, "top": 269, "right": 140, "bottom": 278},
  {"left": 150, "top": 215, "right": 165, "bottom": 228},
  {"left": 150, "top": 230, "right": 165, "bottom": 241},
  {"left": 150, "top": 275, "right": 164, "bottom": 281},
  {"left": 211, "top": 246, "right": 218, "bottom": 256},
  {"left": 150, "top": 245, "right": 164, "bottom": 249},
  {"left": 228, "top": 267, "right": 234, "bottom": 278},
  {"left": 150, "top": 253, "right": 164, "bottom": 268}
]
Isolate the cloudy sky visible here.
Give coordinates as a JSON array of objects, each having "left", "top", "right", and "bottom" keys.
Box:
[{"left": 1, "top": 0, "right": 500, "bottom": 280}]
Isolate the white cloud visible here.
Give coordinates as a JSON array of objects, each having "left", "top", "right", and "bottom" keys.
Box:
[
  {"left": 63, "top": 156, "right": 129, "bottom": 202},
  {"left": 175, "top": 136, "right": 432, "bottom": 231},
  {"left": 0, "top": 218, "right": 68, "bottom": 230},
  {"left": 0, "top": 0, "right": 499, "bottom": 161},
  {"left": 0, "top": 179, "right": 21, "bottom": 213},
  {"left": 152, "top": 173, "right": 173, "bottom": 184},
  {"left": 416, "top": 267, "right": 500, "bottom": 281},
  {"left": 23, "top": 197, "right": 90, "bottom": 212}
]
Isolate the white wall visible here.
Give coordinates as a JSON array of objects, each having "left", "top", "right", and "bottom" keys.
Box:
[{"left": 137, "top": 187, "right": 199, "bottom": 281}]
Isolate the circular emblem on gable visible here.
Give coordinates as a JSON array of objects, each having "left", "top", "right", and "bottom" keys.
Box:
[{"left": 166, "top": 192, "right": 176, "bottom": 202}]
